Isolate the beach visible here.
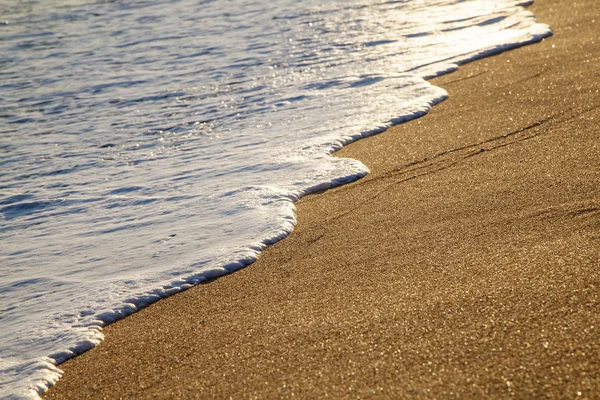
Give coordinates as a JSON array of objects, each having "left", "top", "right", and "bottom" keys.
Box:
[{"left": 45, "top": 0, "right": 599, "bottom": 398}]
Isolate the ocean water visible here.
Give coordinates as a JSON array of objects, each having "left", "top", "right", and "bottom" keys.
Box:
[{"left": 0, "top": 0, "right": 550, "bottom": 397}]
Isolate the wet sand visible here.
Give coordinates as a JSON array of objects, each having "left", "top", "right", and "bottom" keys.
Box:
[{"left": 46, "top": 0, "right": 600, "bottom": 398}]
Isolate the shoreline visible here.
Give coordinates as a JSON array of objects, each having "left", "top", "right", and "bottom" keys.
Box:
[{"left": 46, "top": 0, "right": 600, "bottom": 398}]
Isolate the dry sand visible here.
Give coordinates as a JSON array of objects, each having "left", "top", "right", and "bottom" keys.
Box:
[{"left": 46, "top": 0, "right": 599, "bottom": 398}]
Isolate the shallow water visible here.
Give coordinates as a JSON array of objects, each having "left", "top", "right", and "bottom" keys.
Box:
[{"left": 0, "top": 0, "right": 550, "bottom": 397}]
